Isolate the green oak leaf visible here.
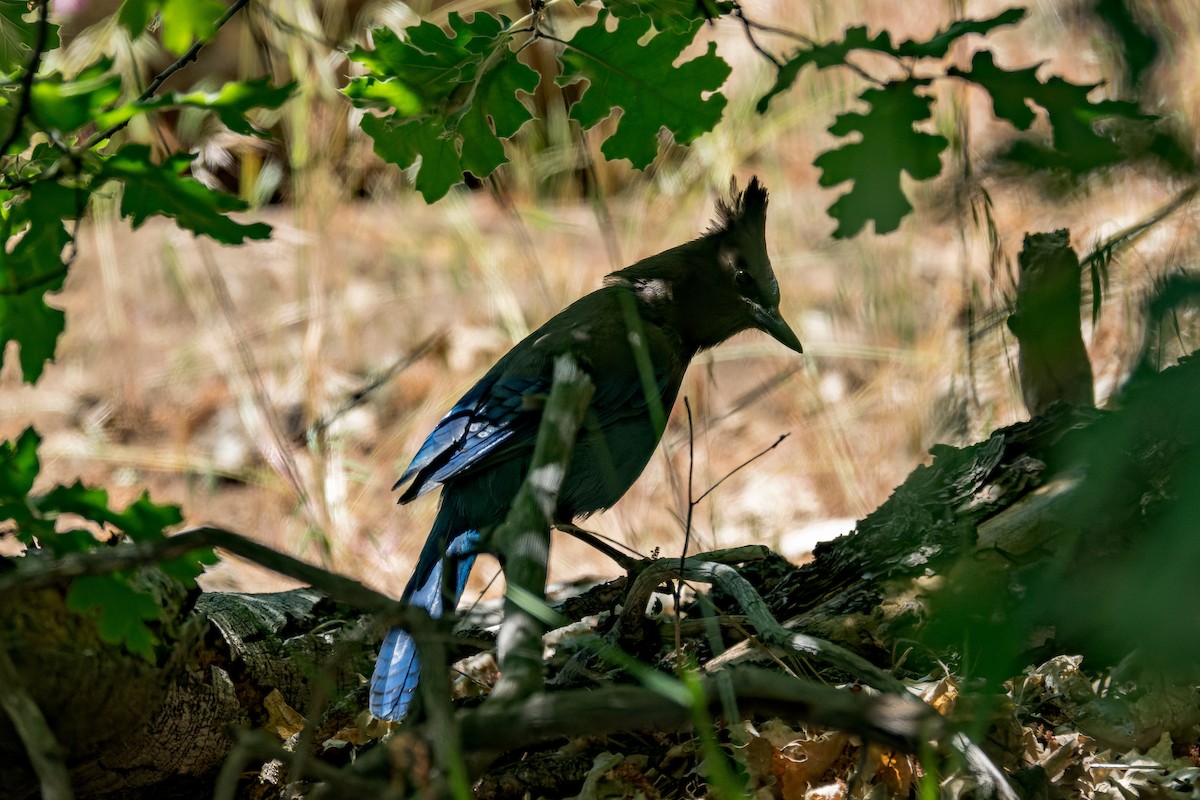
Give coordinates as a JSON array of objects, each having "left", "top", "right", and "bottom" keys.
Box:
[
  {"left": 757, "top": 9, "right": 1025, "bottom": 113},
  {"left": 557, "top": 11, "right": 730, "bottom": 169},
  {"left": 0, "top": 180, "right": 80, "bottom": 382},
  {"left": 756, "top": 26, "right": 895, "bottom": 114},
  {"left": 949, "top": 50, "right": 1156, "bottom": 172},
  {"left": 0, "top": 428, "right": 42, "bottom": 537},
  {"left": 102, "top": 77, "right": 295, "bottom": 137},
  {"left": 116, "top": 0, "right": 156, "bottom": 35},
  {"left": 115, "top": 0, "right": 224, "bottom": 52},
  {"left": 99, "top": 144, "right": 272, "bottom": 243},
  {"left": 66, "top": 574, "right": 161, "bottom": 660},
  {"left": 0, "top": 429, "right": 206, "bottom": 658},
  {"left": 598, "top": 0, "right": 734, "bottom": 34},
  {"left": 29, "top": 61, "right": 122, "bottom": 133},
  {"left": 39, "top": 483, "right": 183, "bottom": 542},
  {"left": 341, "top": 76, "right": 422, "bottom": 116},
  {"left": 37, "top": 481, "right": 208, "bottom": 583},
  {"left": 814, "top": 78, "right": 947, "bottom": 238},
  {"left": 894, "top": 8, "right": 1025, "bottom": 58},
  {"left": 0, "top": 1, "right": 60, "bottom": 73},
  {"left": 160, "top": 0, "right": 225, "bottom": 54},
  {"left": 347, "top": 13, "right": 539, "bottom": 202},
  {"left": 949, "top": 51, "right": 1041, "bottom": 130}
]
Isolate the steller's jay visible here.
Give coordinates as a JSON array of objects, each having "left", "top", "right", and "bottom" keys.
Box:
[{"left": 370, "top": 177, "right": 802, "bottom": 720}]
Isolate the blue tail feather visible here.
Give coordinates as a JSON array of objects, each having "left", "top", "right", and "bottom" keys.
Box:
[{"left": 369, "top": 528, "right": 480, "bottom": 720}]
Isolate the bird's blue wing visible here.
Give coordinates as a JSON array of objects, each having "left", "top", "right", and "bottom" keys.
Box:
[{"left": 395, "top": 374, "right": 548, "bottom": 501}]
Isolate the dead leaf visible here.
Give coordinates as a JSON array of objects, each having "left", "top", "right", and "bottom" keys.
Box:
[{"left": 263, "top": 689, "right": 305, "bottom": 740}]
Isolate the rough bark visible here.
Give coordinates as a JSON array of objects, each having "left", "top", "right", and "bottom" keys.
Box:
[{"left": 0, "top": 580, "right": 374, "bottom": 800}]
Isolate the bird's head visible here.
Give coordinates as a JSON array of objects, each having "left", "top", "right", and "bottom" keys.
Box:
[
  {"left": 695, "top": 177, "right": 803, "bottom": 354},
  {"left": 607, "top": 176, "right": 803, "bottom": 355}
]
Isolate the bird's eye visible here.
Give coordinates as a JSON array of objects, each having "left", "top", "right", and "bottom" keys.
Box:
[{"left": 734, "top": 269, "right": 755, "bottom": 294}]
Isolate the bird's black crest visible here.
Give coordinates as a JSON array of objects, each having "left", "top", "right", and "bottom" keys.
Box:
[{"left": 709, "top": 176, "right": 768, "bottom": 235}]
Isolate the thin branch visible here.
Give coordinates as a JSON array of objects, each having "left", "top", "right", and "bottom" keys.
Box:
[
  {"left": 0, "top": 0, "right": 51, "bottom": 158},
  {"left": 682, "top": 398, "right": 697, "bottom": 565},
  {"left": 86, "top": 0, "right": 254, "bottom": 148},
  {"left": 732, "top": 5, "right": 885, "bottom": 88},
  {"left": 308, "top": 330, "right": 446, "bottom": 438},
  {"left": 732, "top": 5, "right": 817, "bottom": 47},
  {"left": 0, "top": 265, "right": 68, "bottom": 296},
  {"left": 693, "top": 432, "right": 789, "bottom": 505},
  {"left": 1081, "top": 182, "right": 1199, "bottom": 270},
  {"left": 732, "top": 7, "right": 781, "bottom": 68},
  {"left": 554, "top": 523, "right": 640, "bottom": 570},
  {"left": 196, "top": 245, "right": 323, "bottom": 542},
  {"left": 458, "top": 665, "right": 943, "bottom": 756},
  {"left": 0, "top": 525, "right": 399, "bottom": 616}
]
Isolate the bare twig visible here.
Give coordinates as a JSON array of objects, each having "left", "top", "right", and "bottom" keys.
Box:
[
  {"left": 194, "top": 246, "right": 325, "bottom": 544},
  {"left": 554, "top": 523, "right": 640, "bottom": 570},
  {"left": 308, "top": 330, "right": 446, "bottom": 438},
  {"left": 732, "top": 7, "right": 781, "bottom": 68},
  {"left": 693, "top": 432, "right": 789, "bottom": 506}
]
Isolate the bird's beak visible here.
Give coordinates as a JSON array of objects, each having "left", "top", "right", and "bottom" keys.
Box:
[{"left": 754, "top": 305, "right": 803, "bottom": 354}]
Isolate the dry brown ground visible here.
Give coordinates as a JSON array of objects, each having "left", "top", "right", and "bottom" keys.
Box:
[{"left": 4, "top": 0, "right": 1198, "bottom": 608}]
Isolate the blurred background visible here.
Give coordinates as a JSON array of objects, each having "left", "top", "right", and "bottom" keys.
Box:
[{"left": 3, "top": 0, "right": 1198, "bottom": 603}]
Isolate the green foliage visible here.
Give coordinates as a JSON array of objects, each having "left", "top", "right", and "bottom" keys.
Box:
[
  {"left": 592, "top": 0, "right": 734, "bottom": 35},
  {"left": 557, "top": 11, "right": 730, "bottom": 169},
  {"left": 0, "top": 1, "right": 271, "bottom": 658},
  {"left": 0, "top": 179, "right": 76, "bottom": 382},
  {"left": 350, "top": 3, "right": 1163, "bottom": 237},
  {"left": 755, "top": 9, "right": 1026, "bottom": 113},
  {"left": 1, "top": 44, "right": 288, "bottom": 380},
  {"left": 349, "top": 4, "right": 731, "bottom": 199},
  {"left": 949, "top": 50, "right": 1155, "bottom": 172},
  {"left": 99, "top": 145, "right": 273, "bottom": 242},
  {"left": 116, "top": 0, "right": 226, "bottom": 54},
  {"left": 815, "top": 79, "right": 947, "bottom": 238},
  {"left": 0, "top": 1, "right": 59, "bottom": 73},
  {"left": 66, "top": 575, "right": 165, "bottom": 660},
  {"left": 346, "top": 13, "right": 540, "bottom": 202},
  {"left": 1093, "top": 0, "right": 1160, "bottom": 90},
  {"left": 0, "top": 429, "right": 212, "bottom": 659},
  {"left": 29, "top": 61, "right": 123, "bottom": 132},
  {"left": 107, "top": 77, "right": 296, "bottom": 137}
]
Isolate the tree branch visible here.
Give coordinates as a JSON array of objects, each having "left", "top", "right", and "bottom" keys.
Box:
[
  {"left": 458, "top": 666, "right": 942, "bottom": 756},
  {"left": 0, "top": 525, "right": 399, "bottom": 616}
]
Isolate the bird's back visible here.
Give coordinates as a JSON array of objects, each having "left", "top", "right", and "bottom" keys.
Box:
[{"left": 407, "top": 284, "right": 691, "bottom": 532}]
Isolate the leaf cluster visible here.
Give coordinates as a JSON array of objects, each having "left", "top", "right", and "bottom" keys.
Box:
[
  {"left": 349, "top": 2, "right": 1174, "bottom": 239},
  {"left": 345, "top": 3, "right": 731, "bottom": 202},
  {"left": 1, "top": 3, "right": 290, "bottom": 382},
  {"left": 0, "top": 0, "right": 282, "bottom": 656},
  {"left": 1, "top": 428, "right": 215, "bottom": 659}
]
